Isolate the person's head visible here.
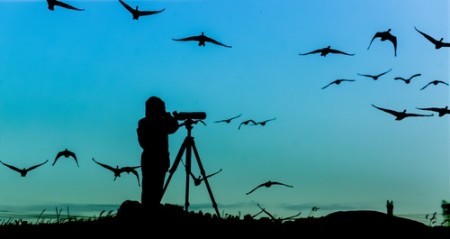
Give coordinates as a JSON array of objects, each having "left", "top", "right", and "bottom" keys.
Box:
[{"left": 145, "top": 96, "right": 166, "bottom": 117}]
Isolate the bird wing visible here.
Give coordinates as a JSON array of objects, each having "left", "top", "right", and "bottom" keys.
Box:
[
  {"left": 271, "top": 181, "right": 293, "bottom": 188},
  {"left": 410, "top": 73, "right": 421, "bottom": 79},
  {"left": 68, "top": 151, "right": 79, "bottom": 167},
  {"left": 299, "top": 49, "right": 322, "bottom": 55},
  {"left": 172, "top": 35, "right": 202, "bottom": 42},
  {"left": 52, "top": 152, "right": 63, "bottom": 166},
  {"left": 441, "top": 42, "right": 450, "bottom": 47},
  {"left": 202, "top": 168, "right": 223, "bottom": 180},
  {"left": 54, "top": 0, "right": 83, "bottom": 11},
  {"left": 357, "top": 73, "right": 374, "bottom": 78},
  {"left": 416, "top": 107, "right": 439, "bottom": 112},
  {"left": 118, "top": 0, "right": 135, "bottom": 14},
  {"left": 246, "top": 184, "right": 264, "bottom": 195},
  {"left": 415, "top": 27, "right": 439, "bottom": 45},
  {"left": 0, "top": 160, "right": 22, "bottom": 173},
  {"left": 367, "top": 32, "right": 382, "bottom": 49},
  {"left": 216, "top": 114, "right": 242, "bottom": 123},
  {"left": 372, "top": 104, "right": 400, "bottom": 117},
  {"left": 125, "top": 168, "right": 140, "bottom": 187},
  {"left": 405, "top": 112, "right": 433, "bottom": 117},
  {"left": 27, "top": 160, "right": 49, "bottom": 171},
  {"left": 321, "top": 82, "right": 334, "bottom": 89},
  {"left": 92, "top": 158, "right": 116, "bottom": 172},
  {"left": 139, "top": 9, "right": 165, "bottom": 16},
  {"left": 394, "top": 77, "right": 406, "bottom": 81},
  {"left": 420, "top": 82, "right": 432, "bottom": 90},
  {"left": 387, "top": 34, "right": 397, "bottom": 56},
  {"left": 259, "top": 118, "right": 276, "bottom": 124},
  {"left": 328, "top": 49, "right": 354, "bottom": 55},
  {"left": 203, "top": 36, "right": 232, "bottom": 48},
  {"left": 438, "top": 81, "right": 449, "bottom": 85}
]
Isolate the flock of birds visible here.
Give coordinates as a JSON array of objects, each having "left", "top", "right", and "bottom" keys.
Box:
[
  {"left": 3, "top": 0, "right": 446, "bottom": 215},
  {"left": 0, "top": 148, "right": 141, "bottom": 186}
]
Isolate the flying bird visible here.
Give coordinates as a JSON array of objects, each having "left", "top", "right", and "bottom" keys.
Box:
[
  {"left": 394, "top": 73, "right": 421, "bottom": 84},
  {"left": 118, "top": 0, "right": 165, "bottom": 20},
  {"left": 420, "top": 80, "right": 449, "bottom": 90},
  {"left": 321, "top": 79, "right": 355, "bottom": 89},
  {"left": 0, "top": 160, "right": 48, "bottom": 177},
  {"left": 181, "top": 160, "right": 222, "bottom": 186},
  {"left": 371, "top": 104, "right": 433, "bottom": 120},
  {"left": 367, "top": 28, "right": 397, "bottom": 56},
  {"left": 415, "top": 27, "right": 450, "bottom": 49},
  {"left": 299, "top": 46, "right": 354, "bottom": 57},
  {"left": 214, "top": 114, "right": 242, "bottom": 123},
  {"left": 416, "top": 106, "right": 450, "bottom": 117},
  {"left": 358, "top": 68, "right": 392, "bottom": 80},
  {"left": 46, "top": 0, "right": 84, "bottom": 11},
  {"left": 246, "top": 180, "right": 293, "bottom": 195},
  {"left": 92, "top": 158, "right": 141, "bottom": 186},
  {"left": 53, "top": 148, "right": 78, "bottom": 167},
  {"left": 238, "top": 119, "right": 257, "bottom": 130},
  {"left": 172, "top": 32, "right": 232, "bottom": 48},
  {"left": 255, "top": 118, "right": 277, "bottom": 126}
]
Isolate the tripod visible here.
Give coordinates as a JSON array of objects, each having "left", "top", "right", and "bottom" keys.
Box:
[{"left": 162, "top": 118, "right": 221, "bottom": 218}]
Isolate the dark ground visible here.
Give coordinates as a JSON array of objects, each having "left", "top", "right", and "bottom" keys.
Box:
[{"left": 0, "top": 201, "right": 449, "bottom": 238}]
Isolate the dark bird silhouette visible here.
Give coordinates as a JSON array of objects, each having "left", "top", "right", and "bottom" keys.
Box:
[
  {"left": 255, "top": 118, "right": 277, "bottom": 126},
  {"left": 172, "top": 32, "right": 232, "bottom": 48},
  {"left": 118, "top": 0, "right": 165, "bottom": 20},
  {"left": 420, "top": 80, "right": 449, "bottom": 90},
  {"left": 246, "top": 180, "right": 293, "bottom": 195},
  {"left": 416, "top": 106, "right": 450, "bottom": 117},
  {"left": 92, "top": 158, "right": 141, "bottom": 186},
  {"left": 46, "top": 0, "right": 83, "bottom": 11},
  {"left": 321, "top": 79, "right": 355, "bottom": 89},
  {"left": 299, "top": 46, "right": 354, "bottom": 57},
  {"left": 53, "top": 148, "right": 78, "bottom": 167},
  {"left": 394, "top": 73, "right": 421, "bottom": 84},
  {"left": 367, "top": 28, "right": 397, "bottom": 56},
  {"left": 214, "top": 114, "right": 242, "bottom": 123},
  {"left": 371, "top": 104, "right": 433, "bottom": 120},
  {"left": 238, "top": 119, "right": 257, "bottom": 130},
  {"left": 181, "top": 160, "right": 222, "bottom": 186},
  {"left": 358, "top": 68, "right": 392, "bottom": 80},
  {"left": 0, "top": 160, "right": 48, "bottom": 177},
  {"left": 415, "top": 27, "right": 450, "bottom": 49}
]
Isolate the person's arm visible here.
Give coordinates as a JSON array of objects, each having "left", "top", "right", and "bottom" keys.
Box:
[{"left": 165, "top": 112, "right": 179, "bottom": 134}]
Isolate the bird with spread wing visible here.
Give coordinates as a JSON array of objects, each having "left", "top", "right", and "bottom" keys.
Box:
[
  {"left": 416, "top": 106, "right": 450, "bottom": 117},
  {"left": 53, "top": 148, "right": 78, "bottom": 167},
  {"left": 415, "top": 27, "right": 450, "bottom": 49},
  {"left": 371, "top": 104, "right": 433, "bottom": 120},
  {"left": 172, "top": 32, "right": 232, "bottom": 48},
  {"left": 367, "top": 28, "right": 397, "bottom": 56},
  {"left": 118, "top": 0, "right": 165, "bottom": 20},
  {"left": 420, "top": 80, "right": 448, "bottom": 90},
  {"left": 0, "top": 160, "right": 48, "bottom": 177},
  {"left": 299, "top": 46, "right": 354, "bottom": 57},
  {"left": 46, "top": 0, "right": 83, "bottom": 11},
  {"left": 358, "top": 68, "right": 392, "bottom": 81},
  {"left": 214, "top": 114, "right": 242, "bottom": 124},
  {"left": 92, "top": 158, "right": 141, "bottom": 186},
  {"left": 394, "top": 73, "right": 421, "bottom": 84},
  {"left": 246, "top": 180, "right": 293, "bottom": 195},
  {"left": 321, "top": 79, "right": 355, "bottom": 89}
]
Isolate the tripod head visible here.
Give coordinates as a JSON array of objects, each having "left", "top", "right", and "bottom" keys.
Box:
[{"left": 173, "top": 111, "right": 207, "bottom": 135}]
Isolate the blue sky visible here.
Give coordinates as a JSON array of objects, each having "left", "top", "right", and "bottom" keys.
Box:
[{"left": 0, "top": 0, "right": 448, "bottom": 223}]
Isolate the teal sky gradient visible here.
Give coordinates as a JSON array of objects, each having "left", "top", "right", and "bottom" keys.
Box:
[{"left": 0, "top": 0, "right": 448, "bottom": 222}]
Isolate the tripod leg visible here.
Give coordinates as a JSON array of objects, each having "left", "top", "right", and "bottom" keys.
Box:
[
  {"left": 191, "top": 140, "right": 221, "bottom": 218},
  {"left": 162, "top": 137, "right": 188, "bottom": 198}
]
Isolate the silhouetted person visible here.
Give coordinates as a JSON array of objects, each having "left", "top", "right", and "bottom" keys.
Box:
[
  {"left": 386, "top": 200, "right": 394, "bottom": 216},
  {"left": 137, "top": 96, "right": 179, "bottom": 210},
  {"left": 0, "top": 160, "right": 48, "bottom": 177},
  {"left": 46, "top": 0, "right": 83, "bottom": 11},
  {"left": 53, "top": 148, "right": 78, "bottom": 167}
]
